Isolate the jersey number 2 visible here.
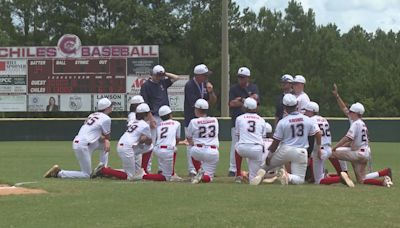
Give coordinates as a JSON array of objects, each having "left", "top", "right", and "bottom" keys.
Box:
[{"left": 160, "top": 127, "right": 168, "bottom": 139}]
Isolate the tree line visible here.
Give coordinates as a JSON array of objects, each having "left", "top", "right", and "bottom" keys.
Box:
[{"left": 1, "top": 0, "right": 400, "bottom": 117}]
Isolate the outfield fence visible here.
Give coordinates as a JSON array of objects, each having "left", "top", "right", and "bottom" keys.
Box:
[{"left": 0, "top": 117, "right": 399, "bottom": 142}]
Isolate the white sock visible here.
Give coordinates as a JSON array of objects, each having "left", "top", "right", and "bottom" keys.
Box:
[{"left": 365, "top": 172, "right": 379, "bottom": 179}]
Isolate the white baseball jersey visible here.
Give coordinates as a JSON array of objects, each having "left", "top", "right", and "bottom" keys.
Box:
[
  {"left": 118, "top": 120, "right": 151, "bottom": 147},
  {"left": 273, "top": 112, "right": 319, "bottom": 148},
  {"left": 127, "top": 112, "right": 136, "bottom": 123},
  {"left": 155, "top": 119, "right": 181, "bottom": 147},
  {"left": 311, "top": 115, "right": 331, "bottom": 146},
  {"left": 346, "top": 119, "right": 369, "bottom": 149},
  {"left": 187, "top": 117, "right": 219, "bottom": 146},
  {"left": 76, "top": 112, "right": 111, "bottom": 144},
  {"left": 296, "top": 92, "right": 310, "bottom": 113},
  {"left": 235, "top": 113, "right": 266, "bottom": 145}
]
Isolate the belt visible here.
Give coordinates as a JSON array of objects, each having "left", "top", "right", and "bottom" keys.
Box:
[
  {"left": 360, "top": 148, "right": 365, "bottom": 152},
  {"left": 160, "top": 145, "right": 168, "bottom": 149},
  {"left": 119, "top": 143, "right": 124, "bottom": 146},
  {"left": 196, "top": 144, "right": 217, "bottom": 149},
  {"left": 74, "top": 140, "right": 90, "bottom": 146}
]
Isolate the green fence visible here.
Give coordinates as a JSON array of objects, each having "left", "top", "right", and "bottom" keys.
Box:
[{"left": 0, "top": 118, "right": 399, "bottom": 142}]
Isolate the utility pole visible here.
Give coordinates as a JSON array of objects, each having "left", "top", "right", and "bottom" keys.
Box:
[{"left": 221, "top": 0, "right": 230, "bottom": 117}]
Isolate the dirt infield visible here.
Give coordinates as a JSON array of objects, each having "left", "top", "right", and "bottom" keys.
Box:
[{"left": 0, "top": 184, "right": 47, "bottom": 196}]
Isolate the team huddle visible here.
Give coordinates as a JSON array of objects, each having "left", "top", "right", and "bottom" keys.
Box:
[{"left": 44, "top": 64, "right": 393, "bottom": 187}]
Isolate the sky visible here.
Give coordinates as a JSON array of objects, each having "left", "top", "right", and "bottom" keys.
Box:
[{"left": 235, "top": 0, "right": 400, "bottom": 33}]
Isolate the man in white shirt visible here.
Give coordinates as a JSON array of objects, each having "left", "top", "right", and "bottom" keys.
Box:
[
  {"left": 293, "top": 75, "right": 310, "bottom": 113},
  {"left": 44, "top": 98, "right": 113, "bottom": 179},
  {"left": 251, "top": 94, "right": 321, "bottom": 185},
  {"left": 187, "top": 99, "right": 219, "bottom": 184},
  {"left": 332, "top": 102, "right": 393, "bottom": 187}
]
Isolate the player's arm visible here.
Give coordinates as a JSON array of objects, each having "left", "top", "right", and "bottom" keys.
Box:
[
  {"left": 148, "top": 112, "right": 157, "bottom": 129},
  {"left": 314, "top": 131, "right": 322, "bottom": 159},
  {"left": 332, "top": 136, "right": 352, "bottom": 152},
  {"left": 102, "top": 134, "right": 111, "bottom": 152},
  {"left": 165, "top": 72, "right": 180, "bottom": 83},
  {"left": 139, "top": 134, "right": 152, "bottom": 145},
  {"left": 332, "top": 83, "right": 349, "bottom": 116},
  {"left": 207, "top": 82, "right": 217, "bottom": 105},
  {"left": 229, "top": 97, "right": 243, "bottom": 108},
  {"left": 265, "top": 138, "right": 281, "bottom": 165}
]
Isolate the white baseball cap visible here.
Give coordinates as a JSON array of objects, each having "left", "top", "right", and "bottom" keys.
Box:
[
  {"left": 304, "top": 101, "right": 319, "bottom": 113},
  {"left": 293, "top": 75, "right": 306, "bottom": 84},
  {"left": 237, "top": 67, "right": 250, "bottom": 77},
  {"left": 194, "top": 99, "right": 209, "bottom": 109},
  {"left": 97, "top": 98, "right": 112, "bottom": 110},
  {"left": 159, "top": 105, "right": 172, "bottom": 116},
  {"left": 152, "top": 65, "right": 165, "bottom": 75},
  {"left": 265, "top": 122, "right": 273, "bottom": 134},
  {"left": 130, "top": 95, "right": 144, "bottom": 104},
  {"left": 349, "top": 102, "right": 365, "bottom": 115},
  {"left": 194, "top": 64, "right": 212, "bottom": 75},
  {"left": 136, "top": 103, "right": 150, "bottom": 113},
  {"left": 244, "top": 97, "right": 257, "bottom": 109},
  {"left": 281, "top": 74, "right": 293, "bottom": 82},
  {"left": 283, "top": 94, "right": 297, "bottom": 106}
]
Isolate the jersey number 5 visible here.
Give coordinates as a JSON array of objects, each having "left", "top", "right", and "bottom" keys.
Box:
[
  {"left": 199, "top": 125, "right": 216, "bottom": 138},
  {"left": 86, "top": 116, "right": 99, "bottom": 126}
]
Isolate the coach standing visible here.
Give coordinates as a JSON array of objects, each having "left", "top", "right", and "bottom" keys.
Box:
[
  {"left": 140, "top": 65, "right": 180, "bottom": 171},
  {"left": 227, "top": 67, "right": 259, "bottom": 177},
  {"left": 184, "top": 64, "right": 217, "bottom": 176}
]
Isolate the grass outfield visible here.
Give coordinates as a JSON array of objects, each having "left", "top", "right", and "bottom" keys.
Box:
[{"left": 0, "top": 141, "right": 399, "bottom": 227}]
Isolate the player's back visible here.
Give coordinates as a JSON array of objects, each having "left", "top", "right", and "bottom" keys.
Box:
[
  {"left": 312, "top": 115, "right": 331, "bottom": 146},
  {"left": 156, "top": 119, "right": 181, "bottom": 147},
  {"left": 77, "top": 112, "right": 111, "bottom": 144},
  {"left": 188, "top": 116, "right": 219, "bottom": 146},
  {"left": 119, "top": 119, "right": 151, "bottom": 147},
  {"left": 274, "top": 112, "right": 319, "bottom": 148},
  {"left": 346, "top": 119, "right": 369, "bottom": 149},
  {"left": 236, "top": 113, "right": 266, "bottom": 145},
  {"left": 127, "top": 112, "right": 136, "bottom": 123}
]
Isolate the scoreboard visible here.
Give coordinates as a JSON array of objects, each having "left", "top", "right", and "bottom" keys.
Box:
[{"left": 28, "top": 59, "right": 126, "bottom": 93}]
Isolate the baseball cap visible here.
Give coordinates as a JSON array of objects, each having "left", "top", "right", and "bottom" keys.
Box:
[
  {"left": 293, "top": 75, "right": 306, "bottom": 84},
  {"left": 281, "top": 74, "right": 293, "bottom": 82},
  {"left": 265, "top": 122, "right": 273, "bottom": 134},
  {"left": 130, "top": 95, "right": 144, "bottom": 104},
  {"left": 194, "top": 99, "right": 209, "bottom": 109},
  {"left": 152, "top": 65, "right": 165, "bottom": 75},
  {"left": 159, "top": 105, "right": 172, "bottom": 116},
  {"left": 97, "top": 98, "right": 112, "bottom": 110},
  {"left": 304, "top": 101, "right": 319, "bottom": 113},
  {"left": 237, "top": 67, "right": 250, "bottom": 77},
  {"left": 349, "top": 102, "right": 365, "bottom": 115},
  {"left": 136, "top": 103, "right": 150, "bottom": 113},
  {"left": 194, "top": 64, "right": 212, "bottom": 76},
  {"left": 282, "top": 94, "right": 297, "bottom": 106},
  {"left": 244, "top": 97, "right": 257, "bottom": 109}
]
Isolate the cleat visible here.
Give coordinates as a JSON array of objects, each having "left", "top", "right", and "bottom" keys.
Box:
[
  {"left": 43, "top": 165, "right": 60, "bottom": 178},
  {"left": 277, "top": 168, "right": 289, "bottom": 185},
  {"left": 383, "top": 176, "right": 393, "bottom": 188},
  {"left": 250, "top": 169, "right": 266, "bottom": 185},
  {"left": 340, "top": 172, "right": 355, "bottom": 188},
  {"left": 133, "top": 168, "right": 146, "bottom": 181},
  {"left": 191, "top": 168, "right": 204, "bottom": 184},
  {"left": 188, "top": 171, "right": 197, "bottom": 178},
  {"left": 235, "top": 176, "right": 243, "bottom": 184},
  {"left": 90, "top": 163, "right": 105, "bottom": 179},
  {"left": 169, "top": 173, "right": 184, "bottom": 182},
  {"left": 263, "top": 176, "right": 278, "bottom": 184},
  {"left": 228, "top": 171, "right": 236, "bottom": 177}
]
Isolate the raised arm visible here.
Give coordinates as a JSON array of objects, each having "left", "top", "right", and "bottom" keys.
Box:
[
  {"left": 332, "top": 83, "right": 349, "bottom": 116},
  {"left": 165, "top": 72, "right": 180, "bottom": 83}
]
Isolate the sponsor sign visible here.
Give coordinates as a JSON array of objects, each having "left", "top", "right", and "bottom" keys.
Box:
[
  {"left": 60, "top": 94, "right": 92, "bottom": 111},
  {"left": 28, "top": 94, "right": 60, "bottom": 112},
  {"left": 94, "top": 94, "right": 125, "bottom": 112},
  {"left": 0, "top": 59, "right": 27, "bottom": 75},
  {"left": 0, "top": 75, "right": 26, "bottom": 93},
  {"left": 0, "top": 95, "right": 27, "bottom": 111}
]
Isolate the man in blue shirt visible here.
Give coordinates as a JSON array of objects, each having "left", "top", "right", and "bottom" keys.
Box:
[
  {"left": 140, "top": 65, "right": 180, "bottom": 172},
  {"left": 228, "top": 67, "right": 260, "bottom": 177},
  {"left": 184, "top": 64, "right": 217, "bottom": 176}
]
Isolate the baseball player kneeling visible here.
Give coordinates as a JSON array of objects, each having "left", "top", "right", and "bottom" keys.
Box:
[
  {"left": 91, "top": 103, "right": 154, "bottom": 180},
  {"left": 251, "top": 94, "right": 322, "bottom": 185},
  {"left": 187, "top": 99, "right": 219, "bottom": 184},
  {"left": 234, "top": 98, "right": 267, "bottom": 184}
]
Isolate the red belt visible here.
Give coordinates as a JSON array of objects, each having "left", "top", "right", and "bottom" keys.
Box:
[
  {"left": 74, "top": 140, "right": 90, "bottom": 146},
  {"left": 160, "top": 145, "right": 168, "bottom": 149},
  {"left": 196, "top": 144, "right": 217, "bottom": 149},
  {"left": 119, "top": 143, "right": 124, "bottom": 146},
  {"left": 360, "top": 148, "right": 365, "bottom": 152}
]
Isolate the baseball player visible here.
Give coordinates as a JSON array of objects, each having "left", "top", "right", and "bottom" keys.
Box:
[
  {"left": 251, "top": 94, "right": 322, "bottom": 185},
  {"left": 332, "top": 102, "right": 393, "bottom": 187},
  {"left": 128, "top": 95, "right": 144, "bottom": 123},
  {"left": 292, "top": 75, "right": 310, "bottom": 113},
  {"left": 274, "top": 74, "right": 293, "bottom": 127},
  {"left": 184, "top": 64, "right": 217, "bottom": 177},
  {"left": 234, "top": 98, "right": 267, "bottom": 184},
  {"left": 91, "top": 103, "right": 154, "bottom": 180},
  {"left": 44, "top": 98, "right": 113, "bottom": 179},
  {"left": 228, "top": 67, "right": 260, "bottom": 177},
  {"left": 187, "top": 99, "right": 219, "bottom": 184}
]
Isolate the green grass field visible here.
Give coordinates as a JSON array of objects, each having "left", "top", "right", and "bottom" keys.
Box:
[{"left": 0, "top": 141, "right": 399, "bottom": 227}]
